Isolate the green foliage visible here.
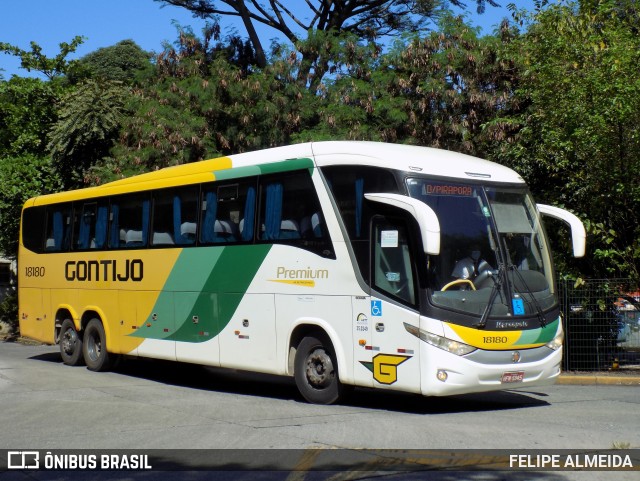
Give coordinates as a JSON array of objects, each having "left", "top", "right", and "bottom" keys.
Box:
[
  {"left": 0, "top": 77, "right": 62, "bottom": 157},
  {"left": 1, "top": 2, "right": 640, "bottom": 284},
  {"left": 0, "top": 36, "right": 85, "bottom": 79},
  {"left": 71, "top": 40, "right": 153, "bottom": 84},
  {"left": 300, "top": 14, "right": 519, "bottom": 154},
  {"left": 48, "top": 79, "right": 130, "bottom": 188},
  {"left": 94, "top": 25, "right": 312, "bottom": 182},
  {"left": 0, "top": 291, "right": 18, "bottom": 337},
  {"left": 0, "top": 154, "right": 61, "bottom": 258},
  {"left": 493, "top": 0, "right": 640, "bottom": 279}
]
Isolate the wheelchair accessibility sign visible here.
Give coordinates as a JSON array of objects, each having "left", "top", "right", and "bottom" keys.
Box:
[{"left": 371, "top": 300, "right": 382, "bottom": 317}]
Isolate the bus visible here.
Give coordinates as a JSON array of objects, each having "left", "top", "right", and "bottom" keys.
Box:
[{"left": 18, "top": 141, "right": 585, "bottom": 404}]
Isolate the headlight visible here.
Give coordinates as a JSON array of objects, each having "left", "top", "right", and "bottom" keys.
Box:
[
  {"left": 404, "top": 323, "right": 476, "bottom": 356},
  {"left": 545, "top": 323, "right": 564, "bottom": 351}
]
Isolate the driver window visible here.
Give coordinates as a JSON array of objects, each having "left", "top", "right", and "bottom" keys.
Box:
[{"left": 372, "top": 217, "right": 417, "bottom": 307}]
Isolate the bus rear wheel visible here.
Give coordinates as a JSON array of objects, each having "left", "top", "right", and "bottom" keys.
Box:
[
  {"left": 294, "top": 334, "right": 343, "bottom": 404},
  {"left": 83, "top": 319, "right": 114, "bottom": 372},
  {"left": 59, "top": 319, "right": 84, "bottom": 366}
]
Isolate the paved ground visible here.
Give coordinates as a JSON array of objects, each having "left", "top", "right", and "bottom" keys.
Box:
[{"left": 1, "top": 339, "right": 638, "bottom": 481}]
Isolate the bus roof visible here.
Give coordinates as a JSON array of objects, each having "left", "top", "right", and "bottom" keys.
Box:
[{"left": 26, "top": 141, "right": 524, "bottom": 206}]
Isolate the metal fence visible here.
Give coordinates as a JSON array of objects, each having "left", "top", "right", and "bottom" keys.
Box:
[{"left": 558, "top": 279, "right": 640, "bottom": 372}]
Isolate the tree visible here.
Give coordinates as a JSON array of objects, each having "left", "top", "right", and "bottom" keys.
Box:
[
  {"left": 298, "top": 13, "right": 520, "bottom": 156},
  {"left": 48, "top": 79, "right": 130, "bottom": 188},
  {"left": 95, "top": 25, "right": 313, "bottom": 182},
  {"left": 155, "top": 0, "right": 498, "bottom": 89},
  {"left": 71, "top": 40, "right": 153, "bottom": 84},
  {"left": 0, "top": 36, "right": 85, "bottom": 80},
  {"left": 0, "top": 77, "right": 62, "bottom": 157},
  {"left": 490, "top": 0, "right": 640, "bottom": 279},
  {"left": 0, "top": 154, "right": 61, "bottom": 259}
]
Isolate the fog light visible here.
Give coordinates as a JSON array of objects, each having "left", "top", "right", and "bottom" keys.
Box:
[{"left": 436, "top": 370, "right": 448, "bottom": 382}]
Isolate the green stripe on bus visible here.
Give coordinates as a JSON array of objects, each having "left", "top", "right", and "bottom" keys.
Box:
[
  {"left": 213, "top": 158, "right": 314, "bottom": 181},
  {"left": 130, "top": 244, "right": 272, "bottom": 343},
  {"left": 515, "top": 317, "right": 559, "bottom": 345}
]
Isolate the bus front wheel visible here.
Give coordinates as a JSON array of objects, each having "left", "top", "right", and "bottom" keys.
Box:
[
  {"left": 294, "top": 334, "right": 343, "bottom": 404},
  {"left": 83, "top": 319, "right": 114, "bottom": 372},
  {"left": 59, "top": 319, "right": 84, "bottom": 366}
]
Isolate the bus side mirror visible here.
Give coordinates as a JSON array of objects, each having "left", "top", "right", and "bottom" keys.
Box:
[
  {"left": 537, "top": 204, "right": 586, "bottom": 258},
  {"left": 364, "top": 193, "right": 440, "bottom": 255}
]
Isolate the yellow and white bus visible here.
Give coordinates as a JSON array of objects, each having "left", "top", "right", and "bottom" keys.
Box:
[{"left": 18, "top": 141, "right": 585, "bottom": 404}]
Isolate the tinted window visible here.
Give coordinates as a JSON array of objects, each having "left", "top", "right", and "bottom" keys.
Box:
[
  {"left": 109, "top": 193, "right": 150, "bottom": 248},
  {"left": 44, "top": 204, "right": 73, "bottom": 252},
  {"left": 258, "top": 170, "right": 333, "bottom": 257},
  {"left": 72, "top": 200, "right": 109, "bottom": 250},
  {"left": 152, "top": 186, "right": 199, "bottom": 247},
  {"left": 21, "top": 206, "right": 46, "bottom": 253},
  {"left": 322, "top": 166, "right": 399, "bottom": 279},
  {"left": 200, "top": 180, "right": 256, "bottom": 244}
]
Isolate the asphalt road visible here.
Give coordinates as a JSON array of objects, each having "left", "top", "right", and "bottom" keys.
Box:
[{"left": 0, "top": 341, "right": 638, "bottom": 481}]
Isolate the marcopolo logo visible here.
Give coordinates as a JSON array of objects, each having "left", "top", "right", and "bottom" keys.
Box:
[{"left": 65, "top": 259, "right": 143, "bottom": 282}]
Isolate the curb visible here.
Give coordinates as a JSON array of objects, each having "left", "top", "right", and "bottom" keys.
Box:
[{"left": 557, "top": 374, "right": 640, "bottom": 386}]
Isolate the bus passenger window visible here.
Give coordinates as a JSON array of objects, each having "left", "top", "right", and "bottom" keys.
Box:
[
  {"left": 44, "top": 205, "right": 72, "bottom": 252},
  {"left": 200, "top": 181, "right": 255, "bottom": 244},
  {"left": 73, "top": 201, "right": 109, "bottom": 250},
  {"left": 257, "top": 170, "right": 333, "bottom": 257},
  {"left": 21, "top": 206, "right": 46, "bottom": 253},
  {"left": 152, "top": 186, "right": 198, "bottom": 247},
  {"left": 108, "top": 194, "right": 150, "bottom": 248}
]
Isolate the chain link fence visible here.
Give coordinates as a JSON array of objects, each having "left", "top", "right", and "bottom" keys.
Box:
[{"left": 558, "top": 279, "right": 640, "bottom": 372}]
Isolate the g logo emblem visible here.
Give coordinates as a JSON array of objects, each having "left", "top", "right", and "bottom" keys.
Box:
[{"left": 361, "top": 354, "right": 410, "bottom": 385}]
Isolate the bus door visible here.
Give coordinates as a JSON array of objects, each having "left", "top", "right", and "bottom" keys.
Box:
[{"left": 354, "top": 216, "right": 422, "bottom": 393}]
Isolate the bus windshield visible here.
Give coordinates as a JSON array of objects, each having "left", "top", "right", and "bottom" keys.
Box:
[{"left": 407, "top": 178, "right": 555, "bottom": 320}]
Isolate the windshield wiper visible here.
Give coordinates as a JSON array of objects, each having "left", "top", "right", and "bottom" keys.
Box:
[
  {"left": 508, "top": 265, "right": 548, "bottom": 328},
  {"left": 474, "top": 263, "right": 505, "bottom": 329}
]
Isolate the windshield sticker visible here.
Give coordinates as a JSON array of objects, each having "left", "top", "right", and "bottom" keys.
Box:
[
  {"left": 381, "top": 230, "right": 398, "bottom": 248},
  {"left": 385, "top": 272, "right": 401, "bottom": 282},
  {"left": 512, "top": 298, "right": 525, "bottom": 315}
]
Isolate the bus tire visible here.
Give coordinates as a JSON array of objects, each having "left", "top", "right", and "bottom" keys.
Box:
[
  {"left": 59, "top": 319, "right": 84, "bottom": 366},
  {"left": 83, "top": 318, "right": 114, "bottom": 372},
  {"left": 294, "top": 334, "right": 343, "bottom": 404}
]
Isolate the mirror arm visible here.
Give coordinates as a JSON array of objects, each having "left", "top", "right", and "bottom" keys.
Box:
[{"left": 537, "top": 204, "right": 586, "bottom": 257}]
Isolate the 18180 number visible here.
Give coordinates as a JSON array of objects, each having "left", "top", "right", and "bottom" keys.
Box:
[{"left": 25, "top": 266, "right": 45, "bottom": 277}]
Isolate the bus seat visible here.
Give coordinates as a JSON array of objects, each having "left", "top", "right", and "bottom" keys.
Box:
[
  {"left": 153, "top": 232, "right": 174, "bottom": 246},
  {"left": 214, "top": 220, "right": 238, "bottom": 242},
  {"left": 125, "top": 230, "right": 144, "bottom": 246},
  {"left": 301, "top": 213, "right": 323, "bottom": 238},
  {"left": 45, "top": 238, "right": 56, "bottom": 251},
  {"left": 179, "top": 222, "right": 197, "bottom": 244},
  {"left": 279, "top": 219, "right": 301, "bottom": 240},
  {"left": 181, "top": 222, "right": 197, "bottom": 237}
]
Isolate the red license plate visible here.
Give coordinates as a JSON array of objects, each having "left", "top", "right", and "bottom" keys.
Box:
[{"left": 501, "top": 371, "right": 525, "bottom": 383}]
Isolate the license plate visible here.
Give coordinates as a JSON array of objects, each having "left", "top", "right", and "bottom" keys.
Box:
[{"left": 501, "top": 371, "right": 525, "bottom": 383}]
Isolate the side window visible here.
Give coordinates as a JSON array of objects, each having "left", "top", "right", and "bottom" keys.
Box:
[
  {"left": 259, "top": 170, "right": 333, "bottom": 257},
  {"left": 200, "top": 180, "right": 256, "bottom": 244},
  {"left": 72, "top": 200, "right": 109, "bottom": 250},
  {"left": 44, "top": 204, "right": 72, "bottom": 252},
  {"left": 152, "top": 186, "right": 199, "bottom": 247},
  {"left": 21, "top": 206, "right": 46, "bottom": 253},
  {"left": 322, "top": 165, "right": 399, "bottom": 278},
  {"left": 372, "top": 216, "right": 417, "bottom": 307},
  {"left": 322, "top": 166, "right": 399, "bottom": 240},
  {"left": 109, "top": 193, "right": 150, "bottom": 248}
]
